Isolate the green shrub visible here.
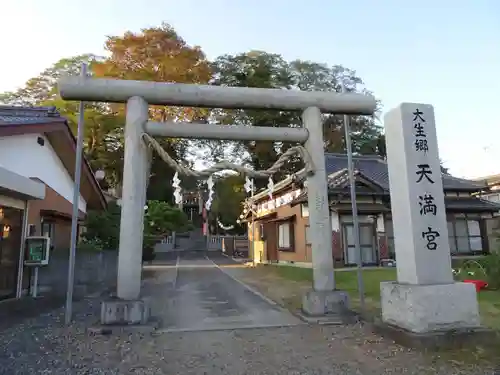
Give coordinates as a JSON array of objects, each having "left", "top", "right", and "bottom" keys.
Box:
[
  {"left": 482, "top": 253, "right": 500, "bottom": 290},
  {"left": 453, "top": 254, "right": 500, "bottom": 290},
  {"left": 82, "top": 199, "right": 192, "bottom": 259},
  {"left": 82, "top": 201, "right": 121, "bottom": 250},
  {"left": 78, "top": 237, "right": 105, "bottom": 252},
  {"left": 142, "top": 201, "right": 191, "bottom": 260}
]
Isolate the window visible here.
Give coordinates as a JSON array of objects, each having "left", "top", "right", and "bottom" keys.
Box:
[
  {"left": 448, "top": 218, "right": 484, "bottom": 254},
  {"left": 385, "top": 217, "right": 484, "bottom": 257},
  {"left": 485, "top": 193, "right": 500, "bottom": 203},
  {"left": 447, "top": 221, "right": 457, "bottom": 253},
  {"left": 28, "top": 224, "right": 36, "bottom": 236},
  {"left": 384, "top": 219, "right": 396, "bottom": 259},
  {"left": 41, "top": 221, "right": 55, "bottom": 248},
  {"left": 41, "top": 222, "right": 53, "bottom": 237},
  {"left": 301, "top": 204, "right": 309, "bottom": 217},
  {"left": 305, "top": 225, "right": 311, "bottom": 244},
  {"left": 278, "top": 222, "right": 292, "bottom": 250}
]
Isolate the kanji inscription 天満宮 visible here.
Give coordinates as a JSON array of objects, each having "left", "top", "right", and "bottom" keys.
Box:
[{"left": 412, "top": 108, "right": 441, "bottom": 251}]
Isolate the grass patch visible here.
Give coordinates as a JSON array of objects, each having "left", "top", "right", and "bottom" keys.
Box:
[
  {"left": 269, "top": 265, "right": 500, "bottom": 330},
  {"left": 241, "top": 264, "right": 500, "bottom": 366}
]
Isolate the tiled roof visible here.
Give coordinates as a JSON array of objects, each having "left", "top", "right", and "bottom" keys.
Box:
[
  {"left": 331, "top": 202, "right": 392, "bottom": 213},
  {"left": 325, "top": 153, "right": 486, "bottom": 192},
  {"left": 327, "top": 168, "right": 356, "bottom": 188},
  {"left": 0, "top": 105, "right": 63, "bottom": 126},
  {"left": 444, "top": 197, "right": 500, "bottom": 212},
  {"left": 327, "top": 168, "right": 384, "bottom": 191}
]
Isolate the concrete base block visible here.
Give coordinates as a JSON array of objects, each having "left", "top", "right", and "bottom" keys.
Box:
[
  {"left": 372, "top": 321, "right": 496, "bottom": 350},
  {"left": 380, "top": 281, "right": 481, "bottom": 334},
  {"left": 302, "top": 289, "right": 349, "bottom": 317},
  {"left": 88, "top": 319, "right": 160, "bottom": 336},
  {"left": 101, "top": 298, "right": 150, "bottom": 325}
]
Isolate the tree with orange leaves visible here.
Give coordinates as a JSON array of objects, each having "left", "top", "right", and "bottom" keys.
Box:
[
  {"left": 93, "top": 22, "right": 211, "bottom": 122},
  {"left": 93, "top": 23, "right": 212, "bottom": 201}
]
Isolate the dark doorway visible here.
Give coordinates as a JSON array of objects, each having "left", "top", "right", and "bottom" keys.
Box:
[{"left": 0, "top": 205, "right": 23, "bottom": 300}]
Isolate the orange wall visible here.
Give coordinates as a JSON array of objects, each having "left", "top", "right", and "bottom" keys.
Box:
[
  {"left": 250, "top": 187, "right": 312, "bottom": 264},
  {"left": 274, "top": 203, "right": 309, "bottom": 263}
]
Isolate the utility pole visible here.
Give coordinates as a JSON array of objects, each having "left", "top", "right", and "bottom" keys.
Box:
[
  {"left": 65, "top": 62, "right": 87, "bottom": 325},
  {"left": 342, "top": 83, "right": 365, "bottom": 312}
]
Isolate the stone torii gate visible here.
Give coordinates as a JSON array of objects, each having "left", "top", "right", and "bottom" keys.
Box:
[
  {"left": 59, "top": 77, "right": 481, "bottom": 338},
  {"left": 58, "top": 76, "right": 375, "bottom": 324}
]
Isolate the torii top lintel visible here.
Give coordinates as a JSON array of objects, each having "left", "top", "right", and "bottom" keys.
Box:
[{"left": 58, "top": 77, "right": 377, "bottom": 115}]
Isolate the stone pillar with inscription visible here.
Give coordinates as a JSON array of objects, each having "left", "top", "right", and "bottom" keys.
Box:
[{"left": 381, "top": 103, "right": 480, "bottom": 334}]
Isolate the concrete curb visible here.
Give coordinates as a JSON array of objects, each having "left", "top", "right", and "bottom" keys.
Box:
[
  {"left": 220, "top": 252, "right": 252, "bottom": 266},
  {"left": 154, "top": 322, "right": 300, "bottom": 334}
]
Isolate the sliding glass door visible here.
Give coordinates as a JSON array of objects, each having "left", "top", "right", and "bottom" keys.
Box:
[{"left": 343, "top": 223, "right": 377, "bottom": 265}]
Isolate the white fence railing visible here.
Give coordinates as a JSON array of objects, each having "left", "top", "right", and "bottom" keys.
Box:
[
  {"left": 154, "top": 234, "right": 248, "bottom": 253},
  {"left": 160, "top": 236, "right": 174, "bottom": 244},
  {"left": 208, "top": 235, "right": 223, "bottom": 250},
  {"left": 155, "top": 235, "right": 175, "bottom": 252}
]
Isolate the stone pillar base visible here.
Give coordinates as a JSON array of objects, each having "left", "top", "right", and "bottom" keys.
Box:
[
  {"left": 302, "top": 289, "right": 349, "bottom": 316},
  {"left": 380, "top": 281, "right": 480, "bottom": 333},
  {"left": 101, "top": 298, "right": 151, "bottom": 325}
]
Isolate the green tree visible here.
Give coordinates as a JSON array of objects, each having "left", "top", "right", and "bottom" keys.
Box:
[
  {"left": 210, "top": 51, "right": 384, "bottom": 188},
  {"left": 0, "top": 54, "right": 101, "bottom": 106},
  {"left": 144, "top": 200, "right": 192, "bottom": 237},
  {"left": 210, "top": 51, "right": 294, "bottom": 188},
  {"left": 209, "top": 174, "right": 247, "bottom": 234},
  {"left": 92, "top": 23, "right": 212, "bottom": 202},
  {"left": 48, "top": 97, "right": 125, "bottom": 187}
]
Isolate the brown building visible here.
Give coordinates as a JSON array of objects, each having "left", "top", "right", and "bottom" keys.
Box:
[
  {"left": 243, "top": 154, "right": 500, "bottom": 267},
  {"left": 0, "top": 105, "right": 106, "bottom": 300}
]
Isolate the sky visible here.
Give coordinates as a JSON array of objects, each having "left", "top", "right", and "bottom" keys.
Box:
[{"left": 1, "top": 0, "right": 499, "bottom": 178}]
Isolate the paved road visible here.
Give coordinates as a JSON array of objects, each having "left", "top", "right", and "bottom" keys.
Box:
[
  {"left": 154, "top": 251, "right": 301, "bottom": 332},
  {"left": 150, "top": 250, "right": 178, "bottom": 266}
]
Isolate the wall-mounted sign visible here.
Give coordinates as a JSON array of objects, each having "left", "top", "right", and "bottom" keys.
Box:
[
  {"left": 24, "top": 236, "right": 51, "bottom": 266},
  {"left": 257, "top": 189, "right": 302, "bottom": 216}
]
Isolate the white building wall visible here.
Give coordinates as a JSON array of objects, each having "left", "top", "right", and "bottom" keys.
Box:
[{"left": 0, "top": 134, "right": 87, "bottom": 212}]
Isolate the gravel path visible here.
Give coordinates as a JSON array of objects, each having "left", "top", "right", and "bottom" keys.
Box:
[
  {"left": 0, "top": 301, "right": 492, "bottom": 375},
  {"left": 0, "top": 251, "right": 497, "bottom": 374}
]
